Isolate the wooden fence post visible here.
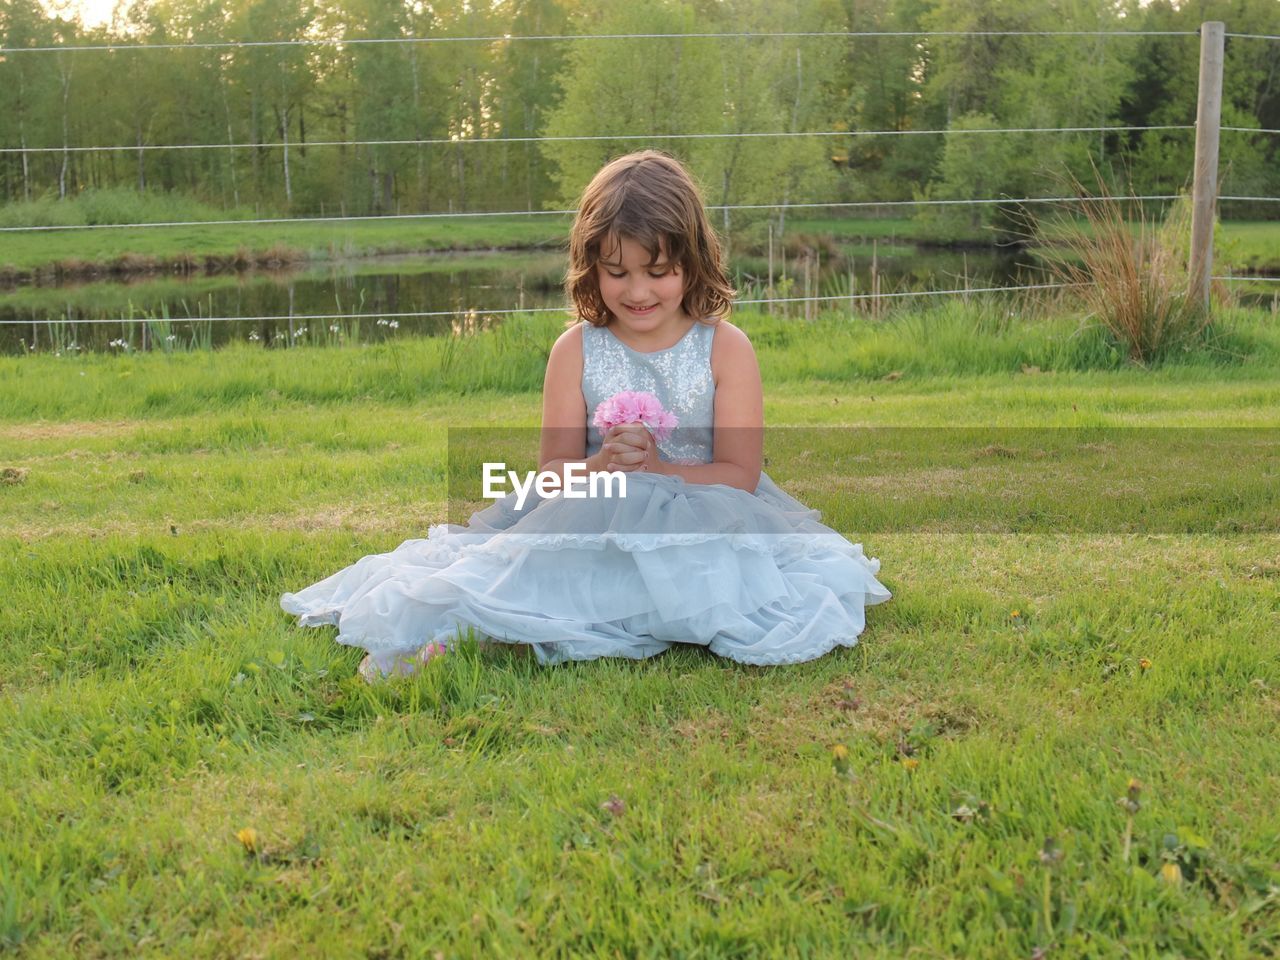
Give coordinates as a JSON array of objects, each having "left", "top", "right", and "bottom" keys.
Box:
[{"left": 1189, "top": 21, "right": 1224, "bottom": 313}]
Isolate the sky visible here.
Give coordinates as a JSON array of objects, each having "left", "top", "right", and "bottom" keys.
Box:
[{"left": 43, "top": 0, "right": 118, "bottom": 30}]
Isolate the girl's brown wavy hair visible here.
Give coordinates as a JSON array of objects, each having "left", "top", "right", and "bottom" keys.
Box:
[{"left": 565, "top": 150, "right": 735, "bottom": 327}]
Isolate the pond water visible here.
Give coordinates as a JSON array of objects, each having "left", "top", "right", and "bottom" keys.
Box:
[{"left": 0, "top": 243, "right": 1081, "bottom": 355}]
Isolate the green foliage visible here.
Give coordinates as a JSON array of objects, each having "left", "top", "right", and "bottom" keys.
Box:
[
  {"left": 541, "top": 0, "right": 843, "bottom": 246},
  {"left": 2, "top": 0, "right": 1280, "bottom": 245},
  {"left": 0, "top": 187, "right": 256, "bottom": 228},
  {"left": 7, "top": 0, "right": 1269, "bottom": 241},
  {"left": 915, "top": 113, "right": 1019, "bottom": 233}
]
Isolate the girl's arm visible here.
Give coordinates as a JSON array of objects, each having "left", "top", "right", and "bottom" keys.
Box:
[
  {"left": 654, "top": 321, "right": 763, "bottom": 492},
  {"left": 538, "top": 324, "right": 611, "bottom": 483}
]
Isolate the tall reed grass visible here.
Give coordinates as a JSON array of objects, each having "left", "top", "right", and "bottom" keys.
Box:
[{"left": 1032, "top": 176, "right": 1226, "bottom": 366}]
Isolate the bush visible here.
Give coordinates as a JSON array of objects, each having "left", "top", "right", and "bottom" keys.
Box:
[
  {"left": 1033, "top": 178, "right": 1223, "bottom": 366},
  {"left": 0, "top": 188, "right": 257, "bottom": 228}
]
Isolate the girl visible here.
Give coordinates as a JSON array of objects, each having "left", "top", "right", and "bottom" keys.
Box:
[{"left": 281, "top": 150, "right": 890, "bottom": 679}]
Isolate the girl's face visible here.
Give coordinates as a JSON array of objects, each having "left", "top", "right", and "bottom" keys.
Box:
[{"left": 596, "top": 233, "right": 688, "bottom": 336}]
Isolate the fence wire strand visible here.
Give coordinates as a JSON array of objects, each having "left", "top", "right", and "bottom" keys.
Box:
[
  {"left": 0, "top": 29, "right": 1202, "bottom": 55},
  {"left": 0, "top": 125, "right": 1198, "bottom": 156},
  {"left": 0, "top": 283, "right": 1086, "bottom": 327},
  {"left": 0, "top": 195, "right": 1195, "bottom": 234}
]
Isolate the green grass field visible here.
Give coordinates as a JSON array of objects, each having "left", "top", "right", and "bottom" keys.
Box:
[
  {"left": 2, "top": 209, "right": 1275, "bottom": 278},
  {"left": 0, "top": 216, "right": 572, "bottom": 277},
  {"left": 2, "top": 303, "right": 1278, "bottom": 956}
]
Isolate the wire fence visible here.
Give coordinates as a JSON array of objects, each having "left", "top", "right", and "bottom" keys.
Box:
[
  {"left": 0, "top": 283, "right": 1092, "bottom": 327},
  {"left": 0, "top": 24, "right": 1276, "bottom": 350}
]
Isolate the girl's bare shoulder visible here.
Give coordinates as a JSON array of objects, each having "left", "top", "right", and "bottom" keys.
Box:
[
  {"left": 542, "top": 321, "right": 587, "bottom": 429},
  {"left": 556, "top": 319, "right": 587, "bottom": 347},
  {"left": 709, "top": 319, "right": 758, "bottom": 382},
  {"left": 547, "top": 320, "right": 586, "bottom": 368}
]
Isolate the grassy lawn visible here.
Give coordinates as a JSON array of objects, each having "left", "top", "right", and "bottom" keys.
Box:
[
  {"left": 0, "top": 217, "right": 572, "bottom": 276},
  {"left": 3, "top": 214, "right": 1275, "bottom": 278},
  {"left": 1027, "top": 218, "right": 1280, "bottom": 275},
  {"left": 1, "top": 305, "right": 1278, "bottom": 956}
]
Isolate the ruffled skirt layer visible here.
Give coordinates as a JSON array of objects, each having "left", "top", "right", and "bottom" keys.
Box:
[{"left": 280, "top": 471, "right": 891, "bottom": 672}]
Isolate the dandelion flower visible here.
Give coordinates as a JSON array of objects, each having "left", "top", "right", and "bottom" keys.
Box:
[
  {"left": 831, "top": 743, "right": 853, "bottom": 777},
  {"left": 236, "top": 827, "right": 260, "bottom": 854}
]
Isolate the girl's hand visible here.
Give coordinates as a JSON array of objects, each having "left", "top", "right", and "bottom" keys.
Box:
[{"left": 603, "top": 422, "right": 660, "bottom": 473}]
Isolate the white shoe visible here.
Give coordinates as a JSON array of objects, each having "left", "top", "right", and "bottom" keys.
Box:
[{"left": 358, "top": 643, "right": 447, "bottom": 683}]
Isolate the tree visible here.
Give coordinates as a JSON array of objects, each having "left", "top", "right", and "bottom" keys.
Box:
[
  {"left": 834, "top": 0, "right": 939, "bottom": 200},
  {"left": 227, "top": 0, "right": 316, "bottom": 209},
  {"left": 343, "top": 0, "right": 416, "bottom": 213},
  {"left": 0, "top": 0, "right": 62, "bottom": 202},
  {"left": 918, "top": 0, "right": 1138, "bottom": 232},
  {"left": 492, "top": 0, "right": 572, "bottom": 211},
  {"left": 542, "top": 0, "right": 842, "bottom": 249}
]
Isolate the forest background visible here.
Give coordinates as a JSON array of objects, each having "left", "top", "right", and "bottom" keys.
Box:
[{"left": 2, "top": 0, "right": 1278, "bottom": 247}]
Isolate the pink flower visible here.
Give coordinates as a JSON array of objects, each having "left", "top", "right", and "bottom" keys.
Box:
[{"left": 592, "top": 391, "right": 678, "bottom": 443}]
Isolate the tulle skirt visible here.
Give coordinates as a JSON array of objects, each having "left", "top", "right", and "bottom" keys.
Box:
[{"left": 280, "top": 470, "right": 891, "bottom": 675}]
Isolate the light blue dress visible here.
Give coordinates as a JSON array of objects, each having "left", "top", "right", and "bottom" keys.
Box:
[{"left": 280, "top": 319, "right": 891, "bottom": 673}]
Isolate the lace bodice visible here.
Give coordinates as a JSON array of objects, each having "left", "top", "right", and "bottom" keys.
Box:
[{"left": 580, "top": 319, "right": 717, "bottom": 465}]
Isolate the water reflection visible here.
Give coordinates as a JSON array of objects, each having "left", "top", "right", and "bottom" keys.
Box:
[{"left": 2, "top": 244, "right": 1070, "bottom": 355}]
